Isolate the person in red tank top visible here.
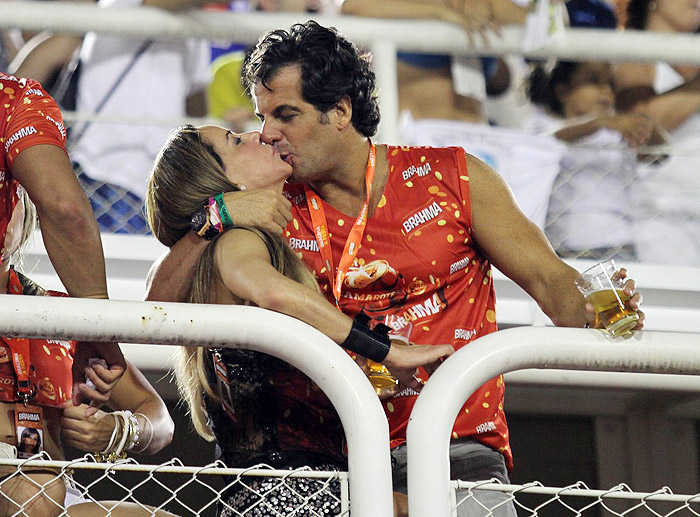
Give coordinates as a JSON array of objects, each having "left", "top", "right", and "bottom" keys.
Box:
[
  {"left": 146, "top": 22, "right": 645, "bottom": 517},
  {"left": 0, "top": 73, "right": 125, "bottom": 408},
  {"left": 1, "top": 191, "right": 175, "bottom": 516}
]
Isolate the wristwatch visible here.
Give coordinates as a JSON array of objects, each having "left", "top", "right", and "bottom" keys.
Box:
[{"left": 190, "top": 206, "right": 219, "bottom": 240}]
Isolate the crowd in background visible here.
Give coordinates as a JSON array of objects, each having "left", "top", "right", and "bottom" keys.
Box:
[{"left": 2, "top": 0, "right": 698, "bottom": 267}]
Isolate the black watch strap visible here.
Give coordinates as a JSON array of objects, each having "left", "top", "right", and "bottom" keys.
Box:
[{"left": 341, "top": 313, "right": 392, "bottom": 362}]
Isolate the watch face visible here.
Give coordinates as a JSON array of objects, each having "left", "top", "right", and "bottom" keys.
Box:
[{"left": 191, "top": 208, "right": 207, "bottom": 231}]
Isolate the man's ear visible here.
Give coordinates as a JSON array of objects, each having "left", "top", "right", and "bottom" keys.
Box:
[{"left": 334, "top": 96, "right": 353, "bottom": 130}]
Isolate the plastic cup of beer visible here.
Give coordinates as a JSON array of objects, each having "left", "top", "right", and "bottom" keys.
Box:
[
  {"left": 365, "top": 316, "right": 412, "bottom": 398},
  {"left": 574, "top": 259, "right": 639, "bottom": 337}
]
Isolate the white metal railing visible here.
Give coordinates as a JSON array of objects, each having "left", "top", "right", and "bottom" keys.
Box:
[
  {"left": 3, "top": 3, "right": 700, "bottom": 62},
  {"left": 3, "top": 2, "right": 700, "bottom": 141},
  {"left": 406, "top": 327, "right": 700, "bottom": 517},
  {"left": 0, "top": 294, "right": 394, "bottom": 517}
]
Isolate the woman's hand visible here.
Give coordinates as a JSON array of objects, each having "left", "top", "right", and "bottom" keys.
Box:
[
  {"left": 61, "top": 403, "right": 116, "bottom": 452},
  {"left": 384, "top": 341, "right": 454, "bottom": 392},
  {"left": 72, "top": 345, "right": 126, "bottom": 417},
  {"left": 602, "top": 113, "right": 655, "bottom": 148}
]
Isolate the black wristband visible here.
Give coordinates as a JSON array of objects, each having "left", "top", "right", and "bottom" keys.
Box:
[
  {"left": 341, "top": 313, "right": 391, "bottom": 363},
  {"left": 191, "top": 206, "right": 219, "bottom": 240}
]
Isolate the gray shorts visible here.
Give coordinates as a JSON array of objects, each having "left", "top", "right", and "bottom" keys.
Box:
[{"left": 391, "top": 438, "right": 517, "bottom": 517}]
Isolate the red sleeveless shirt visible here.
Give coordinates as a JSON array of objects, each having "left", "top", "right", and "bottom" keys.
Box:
[{"left": 284, "top": 145, "right": 512, "bottom": 468}]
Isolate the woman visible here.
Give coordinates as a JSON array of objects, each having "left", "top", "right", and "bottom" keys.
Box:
[
  {"left": 146, "top": 125, "right": 453, "bottom": 516},
  {"left": 0, "top": 192, "right": 176, "bottom": 516},
  {"left": 614, "top": 0, "right": 700, "bottom": 265}
]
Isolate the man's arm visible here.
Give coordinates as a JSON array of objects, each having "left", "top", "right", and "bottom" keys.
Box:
[
  {"left": 145, "top": 232, "right": 208, "bottom": 302},
  {"left": 12, "top": 144, "right": 126, "bottom": 407},
  {"left": 13, "top": 145, "right": 107, "bottom": 299},
  {"left": 467, "top": 153, "right": 593, "bottom": 327}
]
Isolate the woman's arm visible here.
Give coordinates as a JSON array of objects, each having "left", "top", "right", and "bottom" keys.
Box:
[
  {"left": 615, "top": 62, "right": 700, "bottom": 131},
  {"left": 215, "top": 229, "right": 453, "bottom": 376},
  {"left": 61, "top": 361, "right": 174, "bottom": 455},
  {"left": 145, "top": 189, "right": 292, "bottom": 302}
]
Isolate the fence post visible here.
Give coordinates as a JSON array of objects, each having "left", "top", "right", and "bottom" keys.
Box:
[{"left": 406, "top": 327, "right": 700, "bottom": 517}]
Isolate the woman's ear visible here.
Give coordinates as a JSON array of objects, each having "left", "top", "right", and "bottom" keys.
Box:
[{"left": 554, "top": 83, "right": 570, "bottom": 109}]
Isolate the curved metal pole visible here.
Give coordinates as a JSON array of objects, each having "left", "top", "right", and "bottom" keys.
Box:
[
  {"left": 406, "top": 327, "right": 700, "bottom": 517},
  {"left": 2, "top": 2, "right": 700, "bottom": 64},
  {"left": 0, "top": 294, "right": 394, "bottom": 517}
]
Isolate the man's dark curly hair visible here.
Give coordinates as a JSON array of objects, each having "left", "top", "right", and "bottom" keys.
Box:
[{"left": 243, "top": 20, "right": 380, "bottom": 138}]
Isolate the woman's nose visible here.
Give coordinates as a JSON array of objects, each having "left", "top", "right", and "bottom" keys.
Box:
[{"left": 241, "top": 131, "right": 262, "bottom": 144}]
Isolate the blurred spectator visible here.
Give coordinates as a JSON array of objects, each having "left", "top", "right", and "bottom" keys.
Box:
[
  {"left": 526, "top": 59, "right": 666, "bottom": 261},
  {"left": 344, "top": 0, "right": 566, "bottom": 229},
  {"left": 12, "top": 0, "right": 216, "bottom": 234},
  {"left": 6, "top": 0, "right": 94, "bottom": 95},
  {"left": 341, "top": 0, "right": 528, "bottom": 124},
  {"left": 0, "top": 0, "right": 47, "bottom": 73},
  {"left": 0, "top": 30, "right": 20, "bottom": 72},
  {"left": 614, "top": 0, "right": 700, "bottom": 265}
]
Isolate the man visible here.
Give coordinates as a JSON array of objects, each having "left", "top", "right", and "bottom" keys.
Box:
[
  {"left": 1, "top": 73, "right": 125, "bottom": 410},
  {"left": 146, "top": 21, "right": 644, "bottom": 516}
]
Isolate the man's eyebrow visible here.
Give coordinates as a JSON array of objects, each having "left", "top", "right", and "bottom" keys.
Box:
[{"left": 272, "top": 105, "right": 302, "bottom": 116}]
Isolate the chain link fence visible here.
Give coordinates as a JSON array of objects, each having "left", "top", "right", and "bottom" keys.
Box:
[
  {"left": 4, "top": 455, "right": 700, "bottom": 517},
  {"left": 455, "top": 479, "right": 700, "bottom": 517},
  {"left": 0, "top": 454, "right": 348, "bottom": 516}
]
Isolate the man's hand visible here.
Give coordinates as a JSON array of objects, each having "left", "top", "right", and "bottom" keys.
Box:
[
  {"left": 72, "top": 342, "right": 126, "bottom": 416},
  {"left": 584, "top": 268, "right": 645, "bottom": 331},
  {"left": 222, "top": 190, "right": 292, "bottom": 234},
  {"left": 384, "top": 341, "right": 454, "bottom": 393},
  {"left": 61, "top": 403, "right": 116, "bottom": 452}
]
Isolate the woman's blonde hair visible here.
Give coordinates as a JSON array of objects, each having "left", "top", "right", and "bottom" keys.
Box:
[
  {"left": 147, "top": 125, "right": 318, "bottom": 441},
  {"left": 146, "top": 124, "right": 239, "bottom": 249}
]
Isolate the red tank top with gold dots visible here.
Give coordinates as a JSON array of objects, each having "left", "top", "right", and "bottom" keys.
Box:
[{"left": 284, "top": 145, "right": 512, "bottom": 468}]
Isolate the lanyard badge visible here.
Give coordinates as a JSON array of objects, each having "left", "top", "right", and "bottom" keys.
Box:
[
  {"left": 305, "top": 141, "right": 377, "bottom": 307},
  {"left": 15, "top": 403, "right": 43, "bottom": 459}
]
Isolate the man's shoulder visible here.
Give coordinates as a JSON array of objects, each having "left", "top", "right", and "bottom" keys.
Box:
[
  {"left": 385, "top": 144, "right": 467, "bottom": 185},
  {"left": 386, "top": 144, "right": 466, "bottom": 162}
]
